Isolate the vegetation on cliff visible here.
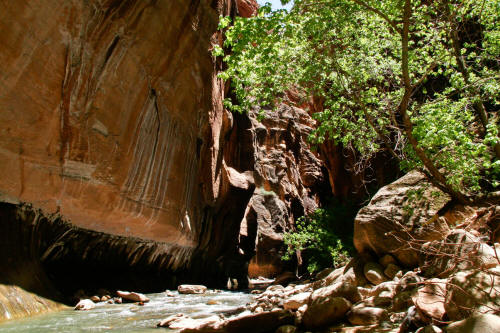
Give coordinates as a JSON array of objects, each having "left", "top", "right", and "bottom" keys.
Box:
[{"left": 216, "top": 0, "right": 500, "bottom": 203}]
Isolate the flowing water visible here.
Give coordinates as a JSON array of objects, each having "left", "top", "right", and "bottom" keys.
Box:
[{"left": 0, "top": 290, "right": 252, "bottom": 332}]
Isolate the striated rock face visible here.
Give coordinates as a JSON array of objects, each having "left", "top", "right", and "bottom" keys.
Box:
[
  {"left": 0, "top": 285, "right": 65, "bottom": 322},
  {"left": 234, "top": 105, "right": 332, "bottom": 277},
  {"left": 0, "top": 0, "right": 261, "bottom": 303},
  {"left": 0, "top": 0, "right": 242, "bottom": 245}
]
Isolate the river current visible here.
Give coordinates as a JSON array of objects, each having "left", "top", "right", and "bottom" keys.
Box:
[{"left": 0, "top": 290, "right": 252, "bottom": 332}]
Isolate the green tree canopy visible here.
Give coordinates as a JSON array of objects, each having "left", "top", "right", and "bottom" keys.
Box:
[{"left": 217, "top": 0, "right": 500, "bottom": 202}]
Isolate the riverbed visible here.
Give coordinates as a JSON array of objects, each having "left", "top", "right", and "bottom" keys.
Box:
[{"left": 0, "top": 290, "right": 253, "bottom": 332}]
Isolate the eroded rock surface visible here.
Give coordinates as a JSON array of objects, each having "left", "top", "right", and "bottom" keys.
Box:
[
  {"left": 0, "top": 0, "right": 260, "bottom": 305},
  {"left": 354, "top": 171, "right": 451, "bottom": 267},
  {"left": 236, "top": 105, "right": 331, "bottom": 277}
]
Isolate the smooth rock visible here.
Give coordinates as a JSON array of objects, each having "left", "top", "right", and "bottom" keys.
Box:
[
  {"left": 90, "top": 295, "right": 100, "bottom": 303},
  {"left": 116, "top": 291, "right": 150, "bottom": 303},
  {"left": 302, "top": 297, "right": 351, "bottom": 330},
  {"left": 275, "top": 325, "right": 297, "bottom": 333},
  {"left": 347, "top": 306, "right": 388, "bottom": 325},
  {"left": 384, "top": 263, "right": 401, "bottom": 279},
  {"left": 283, "top": 292, "right": 310, "bottom": 310},
  {"left": 74, "top": 299, "right": 95, "bottom": 311},
  {"left": 177, "top": 285, "right": 207, "bottom": 294},
  {"left": 224, "top": 310, "right": 294, "bottom": 333},
  {"left": 412, "top": 278, "right": 446, "bottom": 321},
  {"left": 379, "top": 254, "right": 397, "bottom": 268},
  {"left": 310, "top": 280, "right": 361, "bottom": 304},
  {"left": 446, "top": 314, "right": 500, "bottom": 333},
  {"left": 157, "top": 314, "right": 186, "bottom": 328},
  {"left": 364, "top": 262, "right": 387, "bottom": 285}
]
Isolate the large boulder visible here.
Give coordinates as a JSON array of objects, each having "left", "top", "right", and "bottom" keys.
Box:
[
  {"left": 309, "top": 280, "right": 361, "bottom": 304},
  {"left": 354, "top": 171, "right": 451, "bottom": 267},
  {"left": 224, "top": 310, "right": 294, "bottom": 333},
  {"left": 347, "top": 306, "right": 388, "bottom": 325},
  {"left": 363, "top": 262, "right": 387, "bottom": 285},
  {"left": 420, "top": 229, "right": 499, "bottom": 278},
  {"left": 302, "top": 296, "right": 351, "bottom": 330},
  {"left": 446, "top": 314, "right": 500, "bottom": 333},
  {"left": 445, "top": 268, "right": 500, "bottom": 320},
  {"left": 283, "top": 292, "right": 311, "bottom": 311}
]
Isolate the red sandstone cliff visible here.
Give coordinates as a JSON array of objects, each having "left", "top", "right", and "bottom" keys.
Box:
[
  {"left": 0, "top": 0, "right": 391, "bottom": 299},
  {"left": 0, "top": 0, "right": 260, "bottom": 294}
]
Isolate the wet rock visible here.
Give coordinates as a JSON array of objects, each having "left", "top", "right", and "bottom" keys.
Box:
[
  {"left": 446, "top": 314, "right": 500, "bottom": 333},
  {"left": 347, "top": 306, "right": 388, "bottom": 325},
  {"left": 113, "top": 297, "right": 122, "bottom": 304},
  {"left": 90, "top": 295, "right": 101, "bottom": 303},
  {"left": 116, "top": 291, "right": 149, "bottom": 303},
  {"left": 207, "top": 300, "right": 220, "bottom": 305},
  {"left": 162, "top": 315, "right": 224, "bottom": 331},
  {"left": 302, "top": 296, "right": 351, "bottom": 330},
  {"left": 157, "top": 313, "right": 186, "bottom": 327},
  {"left": 224, "top": 310, "right": 294, "bottom": 333},
  {"left": 283, "top": 292, "right": 310, "bottom": 310},
  {"left": 177, "top": 285, "right": 207, "bottom": 294},
  {"left": 165, "top": 291, "right": 175, "bottom": 297},
  {"left": 101, "top": 295, "right": 111, "bottom": 302},
  {"left": 74, "top": 299, "right": 95, "bottom": 311},
  {"left": 364, "top": 262, "right": 387, "bottom": 285}
]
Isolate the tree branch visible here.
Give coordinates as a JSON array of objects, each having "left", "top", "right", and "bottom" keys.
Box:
[{"left": 351, "top": 0, "right": 401, "bottom": 34}]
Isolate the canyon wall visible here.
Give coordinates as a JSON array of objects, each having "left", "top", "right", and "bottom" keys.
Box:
[
  {"left": 0, "top": 0, "right": 391, "bottom": 308},
  {"left": 0, "top": 0, "right": 260, "bottom": 298}
]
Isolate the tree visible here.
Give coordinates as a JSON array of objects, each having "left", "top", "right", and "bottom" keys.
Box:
[{"left": 216, "top": 0, "right": 500, "bottom": 202}]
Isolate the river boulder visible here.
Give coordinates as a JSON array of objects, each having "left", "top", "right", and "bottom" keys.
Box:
[
  {"left": 302, "top": 296, "right": 351, "bottom": 330},
  {"left": 177, "top": 285, "right": 207, "bottom": 294},
  {"left": 74, "top": 299, "right": 95, "bottom": 311},
  {"left": 116, "top": 291, "right": 149, "bottom": 303}
]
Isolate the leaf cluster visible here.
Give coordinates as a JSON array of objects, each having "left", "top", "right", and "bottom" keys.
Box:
[{"left": 218, "top": 0, "right": 500, "bottom": 199}]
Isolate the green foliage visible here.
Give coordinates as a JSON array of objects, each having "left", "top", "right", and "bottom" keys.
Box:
[
  {"left": 283, "top": 207, "right": 353, "bottom": 274},
  {"left": 219, "top": 0, "right": 500, "bottom": 199}
]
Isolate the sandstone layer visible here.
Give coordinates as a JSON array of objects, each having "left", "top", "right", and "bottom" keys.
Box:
[{"left": 0, "top": 0, "right": 259, "bottom": 303}]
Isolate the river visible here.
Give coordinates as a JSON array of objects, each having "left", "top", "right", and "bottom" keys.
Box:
[{"left": 0, "top": 290, "right": 252, "bottom": 332}]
